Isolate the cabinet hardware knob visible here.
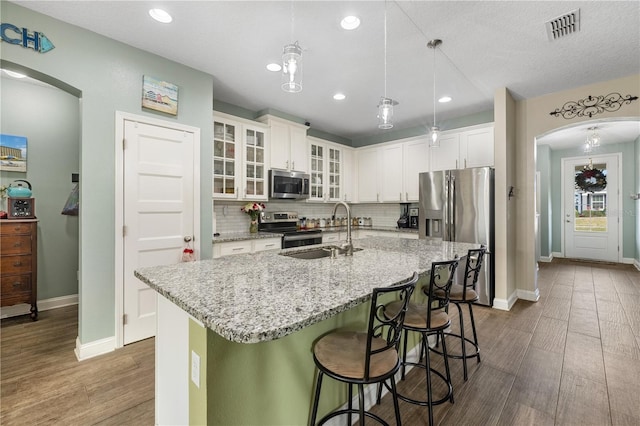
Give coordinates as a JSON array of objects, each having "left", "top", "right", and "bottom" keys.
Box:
[
  {"left": 14, "top": 242, "right": 22, "bottom": 247},
  {"left": 13, "top": 262, "right": 22, "bottom": 267}
]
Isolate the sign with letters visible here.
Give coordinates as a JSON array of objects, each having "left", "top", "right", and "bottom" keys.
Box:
[{"left": 1, "top": 22, "right": 55, "bottom": 53}]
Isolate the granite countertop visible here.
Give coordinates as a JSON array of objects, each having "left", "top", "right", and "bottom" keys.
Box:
[
  {"left": 135, "top": 236, "right": 478, "bottom": 344},
  {"left": 212, "top": 226, "right": 417, "bottom": 243},
  {"left": 213, "top": 231, "right": 283, "bottom": 243}
]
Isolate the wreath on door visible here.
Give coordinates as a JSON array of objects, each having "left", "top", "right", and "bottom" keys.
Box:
[{"left": 575, "top": 167, "right": 607, "bottom": 192}]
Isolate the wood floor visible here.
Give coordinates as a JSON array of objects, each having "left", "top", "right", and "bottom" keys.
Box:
[
  {"left": 1, "top": 259, "right": 638, "bottom": 425},
  {"left": 0, "top": 305, "right": 154, "bottom": 425}
]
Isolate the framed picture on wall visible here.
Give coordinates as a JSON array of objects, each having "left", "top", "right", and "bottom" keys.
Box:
[
  {"left": 141, "top": 75, "right": 178, "bottom": 115},
  {"left": 0, "top": 134, "right": 28, "bottom": 172}
]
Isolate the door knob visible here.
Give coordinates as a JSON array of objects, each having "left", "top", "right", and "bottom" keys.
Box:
[{"left": 184, "top": 236, "right": 192, "bottom": 242}]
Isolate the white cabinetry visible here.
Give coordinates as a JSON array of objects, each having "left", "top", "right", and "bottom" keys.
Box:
[
  {"left": 430, "top": 123, "right": 494, "bottom": 171},
  {"left": 356, "top": 148, "right": 380, "bottom": 202},
  {"left": 308, "top": 137, "right": 344, "bottom": 202},
  {"left": 258, "top": 115, "right": 308, "bottom": 172},
  {"left": 357, "top": 137, "right": 430, "bottom": 203},
  {"left": 341, "top": 147, "right": 355, "bottom": 202},
  {"left": 213, "top": 237, "right": 281, "bottom": 258},
  {"left": 213, "top": 113, "right": 269, "bottom": 201}
]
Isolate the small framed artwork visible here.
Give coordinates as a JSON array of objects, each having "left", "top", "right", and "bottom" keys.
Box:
[
  {"left": 0, "top": 134, "right": 28, "bottom": 172},
  {"left": 142, "top": 75, "right": 178, "bottom": 115}
]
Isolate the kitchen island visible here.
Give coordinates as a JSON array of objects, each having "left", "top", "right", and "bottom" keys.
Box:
[{"left": 135, "top": 236, "right": 478, "bottom": 425}]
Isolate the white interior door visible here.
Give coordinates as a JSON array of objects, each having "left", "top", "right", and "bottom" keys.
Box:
[
  {"left": 563, "top": 154, "right": 619, "bottom": 262},
  {"left": 123, "top": 120, "right": 195, "bottom": 345}
]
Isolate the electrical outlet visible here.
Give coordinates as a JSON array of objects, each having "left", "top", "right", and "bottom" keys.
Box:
[{"left": 191, "top": 350, "right": 200, "bottom": 388}]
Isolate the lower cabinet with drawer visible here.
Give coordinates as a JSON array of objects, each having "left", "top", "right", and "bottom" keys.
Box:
[
  {"left": 0, "top": 219, "right": 38, "bottom": 320},
  {"left": 213, "top": 237, "right": 281, "bottom": 258}
]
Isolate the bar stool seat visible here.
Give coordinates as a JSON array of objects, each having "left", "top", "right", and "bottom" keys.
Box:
[{"left": 310, "top": 272, "right": 419, "bottom": 426}]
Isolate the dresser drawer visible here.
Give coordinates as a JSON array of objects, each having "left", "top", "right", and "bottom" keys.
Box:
[
  {"left": 0, "top": 222, "right": 33, "bottom": 235},
  {"left": 1, "top": 274, "right": 32, "bottom": 306},
  {"left": 1, "top": 235, "right": 32, "bottom": 255},
  {"left": 1, "top": 255, "right": 33, "bottom": 274}
]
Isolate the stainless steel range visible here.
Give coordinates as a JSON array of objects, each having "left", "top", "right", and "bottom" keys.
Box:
[{"left": 258, "top": 211, "right": 322, "bottom": 249}]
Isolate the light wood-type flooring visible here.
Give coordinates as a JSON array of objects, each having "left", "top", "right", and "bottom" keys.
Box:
[{"left": 1, "top": 259, "right": 639, "bottom": 425}]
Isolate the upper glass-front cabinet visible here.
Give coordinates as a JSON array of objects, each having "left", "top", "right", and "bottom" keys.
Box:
[
  {"left": 213, "top": 121, "right": 238, "bottom": 198},
  {"left": 309, "top": 139, "right": 341, "bottom": 202},
  {"left": 244, "top": 126, "right": 267, "bottom": 199}
]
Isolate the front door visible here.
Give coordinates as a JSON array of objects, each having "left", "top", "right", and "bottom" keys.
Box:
[
  {"left": 563, "top": 154, "right": 620, "bottom": 262},
  {"left": 122, "top": 119, "right": 196, "bottom": 345}
]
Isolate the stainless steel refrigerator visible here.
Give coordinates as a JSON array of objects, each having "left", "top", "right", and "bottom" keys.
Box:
[{"left": 418, "top": 167, "right": 495, "bottom": 306}]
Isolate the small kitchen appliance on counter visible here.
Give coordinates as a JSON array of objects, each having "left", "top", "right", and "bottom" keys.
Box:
[
  {"left": 408, "top": 207, "right": 419, "bottom": 229},
  {"left": 259, "top": 211, "right": 322, "bottom": 248},
  {"left": 396, "top": 204, "right": 410, "bottom": 228}
]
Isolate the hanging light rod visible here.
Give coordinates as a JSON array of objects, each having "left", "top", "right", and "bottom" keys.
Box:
[{"left": 427, "top": 39, "right": 442, "bottom": 147}]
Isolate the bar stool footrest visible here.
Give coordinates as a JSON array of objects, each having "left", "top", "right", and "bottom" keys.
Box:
[
  {"left": 431, "top": 332, "right": 480, "bottom": 361},
  {"left": 388, "top": 361, "right": 453, "bottom": 407}
]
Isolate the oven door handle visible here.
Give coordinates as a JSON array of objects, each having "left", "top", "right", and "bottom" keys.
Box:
[{"left": 282, "top": 233, "right": 322, "bottom": 242}]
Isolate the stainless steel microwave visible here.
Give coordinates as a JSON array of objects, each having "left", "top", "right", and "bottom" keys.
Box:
[{"left": 269, "top": 169, "right": 310, "bottom": 199}]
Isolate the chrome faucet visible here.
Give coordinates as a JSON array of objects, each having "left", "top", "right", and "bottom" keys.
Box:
[{"left": 332, "top": 201, "right": 353, "bottom": 256}]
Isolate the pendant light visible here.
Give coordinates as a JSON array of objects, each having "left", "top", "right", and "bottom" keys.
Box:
[
  {"left": 281, "top": 2, "right": 302, "bottom": 93},
  {"left": 377, "top": 1, "right": 397, "bottom": 129},
  {"left": 583, "top": 126, "right": 601, "bottom": 153},
  {"left": 427, "top": 39, "right": 442, "bottom": 147}
]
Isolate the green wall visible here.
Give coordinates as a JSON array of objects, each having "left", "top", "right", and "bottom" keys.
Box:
[
  {"left": 547, "top": 141, "right": 637, "bottom": 258},
  {"left": 1, "top": 76, "right": 80, "bottom": 300},
  {"left": 1, "top": 2, "right": 214, "bottom": 344}
]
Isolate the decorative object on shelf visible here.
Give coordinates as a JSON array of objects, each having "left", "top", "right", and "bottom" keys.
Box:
[
  {"left": 575, "top": 160, "right": 607, "bottom": 193},
  {"left": 582, "top": 126, "right": 601, "bottom": 154},
  {"left": 281, "top": 2, "right": 303, "bottom": 93},
  {"left": 241, "top": 202, "right": 266, "bottom": 233},
  {"left": 0, "top": 134, "right": 28, "bottom": 172},
  {"left": 142, "top": 75, "right": 178, "bottom": 115},
  {"left": 427, "top": 39, "right": 442, "bottom": 147},
  {"left": 377, "top": 1, "right": 397, "bottom": 130},
  {"left": 549, "top": 93, "right": 638, "bottom": 119}
]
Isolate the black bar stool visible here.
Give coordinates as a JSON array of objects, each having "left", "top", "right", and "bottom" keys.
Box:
[
  {"left": 434, "top": 245, "right": 486, "bottom": 381},
  {"left": 378, "top": 258, "right": 459, "bottom": 426},
  {"left": 309, "top": 272, "right": 419, "bottom": 426}
]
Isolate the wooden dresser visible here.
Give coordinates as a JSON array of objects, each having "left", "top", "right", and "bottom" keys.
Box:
[{"left": 1, "top": 219, "right": 38, "bottom": 320}]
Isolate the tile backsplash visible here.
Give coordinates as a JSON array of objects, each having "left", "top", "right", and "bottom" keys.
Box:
[{"left": 213, "top": 200, "right": 415, "bottom": 234}]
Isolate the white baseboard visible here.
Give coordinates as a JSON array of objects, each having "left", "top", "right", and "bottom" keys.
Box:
[
  {"left": 517, "top": 288, "right": 540, "bottom": 302},
  {"left": 621, "top": 257, "right": 635, "bottom": 265},
  {"left": 634, "top": 259, "right": 640, "bottom": 271},
  {"left": 74, "top": 335, "right": 116, "bottom": 361},
  {"left": 493, "top": 290, "right": 518, "bottom": 311},
  {"left": 0, "top": 294, "right": 78, "bottom": 319},
  {"left": 538, "top": 255, "right": 553, "bottom": 263},
  {"left": 552, "top": 251, "right": 564, "bottom": 259}
]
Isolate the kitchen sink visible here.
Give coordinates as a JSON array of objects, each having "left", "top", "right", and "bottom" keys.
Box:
[{"left": 281, "top": 246, "right": 363, "bottom": 260}]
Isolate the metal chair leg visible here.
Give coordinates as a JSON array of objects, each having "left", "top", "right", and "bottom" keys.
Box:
[
  {"left": 456, "top": 302, "right": 469, "bottom": 381},
  {"left": 358, "top": 384, "right": 365, "bottom": 426},
  {"left": 348, "top": 383, "right": 353, "bottom": 425},
  {"left": 390, "top": 376, "right": 402, "bottom": 426},
  {"left": 310, "top": 371, "right": 323, "bottom": 426},
  {"left": 401, "top": 328, "right": 409, "bottom": 380},
  {"left": 423, "top": 332, "right": 434, "bottom": 426},
  {"left": 439, "top": 330, "right": 454, "bottom": 403},
  {"left": 468, "top": 302, "right": 481, "bottom": 363}
]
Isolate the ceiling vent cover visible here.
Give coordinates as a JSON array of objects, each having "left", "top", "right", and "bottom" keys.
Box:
[{"left": 546, "top": 9, "right": 580, "bottom": 41}]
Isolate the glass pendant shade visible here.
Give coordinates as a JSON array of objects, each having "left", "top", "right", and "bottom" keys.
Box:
[
  {"left": 281, "top": 42, "right": 302, "bottom": 93},
  {"left": 429, "top": 126, "right": 441, "bottom": 147},
  {"left": 583, "top": 138, "right": 593, "bottom": 154},
  {"left": 377, "top": 97, "right": 397, "bottom": 129}
]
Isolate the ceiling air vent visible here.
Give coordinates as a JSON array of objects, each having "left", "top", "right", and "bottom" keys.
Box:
[{"left": 545, "top": 9, "right": 580, "bottom": 41}]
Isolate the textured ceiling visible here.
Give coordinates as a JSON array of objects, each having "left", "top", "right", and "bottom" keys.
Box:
[{"left": 11, "top": 1, "right": 640, "bottom": 145}]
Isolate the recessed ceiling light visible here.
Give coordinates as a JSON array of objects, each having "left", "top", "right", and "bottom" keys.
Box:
[
  {"left": 341, "top": 16, "right": 361, "bottom": 30},
  {"left": 3, "top": 70, "right": 26, "bottom": 78},
  {"left": 266, "top": 63, "right": 282, "bottom": 72},
  {"left": 438, "top": 96, "right": 452, "bottom": 103},
  {"left": 149, "top": 8, "right": 172, "bottom": 23},
  {"left": 333, "top": 93, "right": 346, "bottom": 101}
]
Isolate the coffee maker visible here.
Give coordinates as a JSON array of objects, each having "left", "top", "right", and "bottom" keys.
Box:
[
  {"left": 397, "top": 204, "right": 410, "bottom": 228},
  {"left": 408, "top": 207, "right": 419, "bottom": 229}
]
